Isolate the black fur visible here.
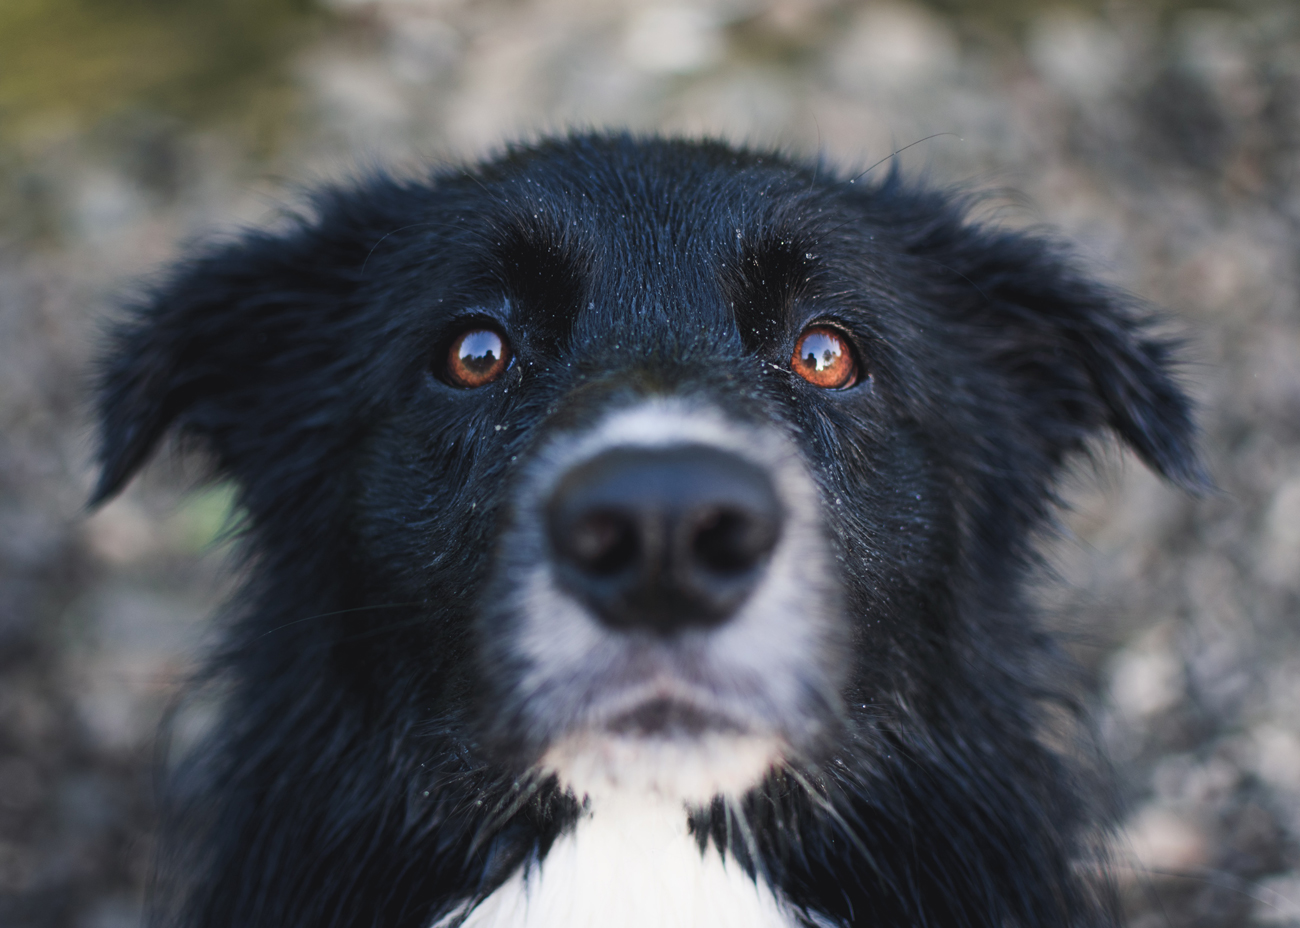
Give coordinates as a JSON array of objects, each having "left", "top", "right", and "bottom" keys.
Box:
[{"left": 93, "top": 134, "right": 1204, "bottom": 928}]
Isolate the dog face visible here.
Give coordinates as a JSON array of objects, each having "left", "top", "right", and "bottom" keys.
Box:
[{"left": 94, "top": 135, "right": 1202, "bottom": 928}]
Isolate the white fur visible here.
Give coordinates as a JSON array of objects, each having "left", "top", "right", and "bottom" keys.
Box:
[
  {"left": 540, "top": 730, "right": 781, "bottom": 804},
  {"left": 433, "top": 798, "right": 800, "bottom": 928}
]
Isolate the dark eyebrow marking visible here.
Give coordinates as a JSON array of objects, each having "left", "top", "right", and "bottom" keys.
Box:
[
  {"left": 722, "top": 232, "right": 817, "bottom": 353},
  {"left": 490, "top": 222, "right": 586, "bottom": 356}
]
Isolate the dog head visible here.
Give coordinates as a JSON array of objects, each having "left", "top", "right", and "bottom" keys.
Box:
[{"left": 94, "top": 134, "right": 1202, "bottom": 923}]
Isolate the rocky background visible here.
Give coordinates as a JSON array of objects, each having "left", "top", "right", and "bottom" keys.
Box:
[{"left": 1, "top": 1, "right": 1298, "bottom": 926}]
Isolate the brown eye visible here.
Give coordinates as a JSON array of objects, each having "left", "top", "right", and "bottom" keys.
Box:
[
  {"left": 445, "top": 327, "right": 511, "bottom": 388},
  {"left": 792, "top": 325, "right": 858, "bottom": 389}
]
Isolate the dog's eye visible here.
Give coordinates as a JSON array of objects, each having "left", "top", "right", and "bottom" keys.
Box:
[
  {"left": 444, "top": 327, "right": 511, "bottom": 388},
  {"left": 792, "top": 325, "right": 858, "bottom": 389}
]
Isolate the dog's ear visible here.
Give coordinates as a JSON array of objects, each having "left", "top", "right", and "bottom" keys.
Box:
[
  {"left": 91, "top": 221, "right": 374, "bottom": 509},
  {"left": 912, "top": 215, "right": 1209, "bottom": 492}
]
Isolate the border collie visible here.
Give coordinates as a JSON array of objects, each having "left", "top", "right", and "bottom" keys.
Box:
[{"left": 93, "top": 134, "right": 1203, "bottom": 928}]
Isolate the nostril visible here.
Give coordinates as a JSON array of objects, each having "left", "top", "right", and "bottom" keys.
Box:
[
  {"left": 569, "top": 510, "right": 640, "bottom": 575},
  {"left": 690, "top": 507, "right": 778, "bottom": 574}
]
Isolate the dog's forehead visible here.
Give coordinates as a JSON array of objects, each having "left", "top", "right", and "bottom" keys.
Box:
[
  {"left": 451, "top": 141, "right": 840, "bottom": 347},
  {"left": 500, "top": 146, "right": 816, "bottom": 252}
]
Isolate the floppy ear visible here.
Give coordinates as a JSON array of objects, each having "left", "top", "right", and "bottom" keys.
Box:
[
  {"left": 91, "top": 217, "right": 376, "bottom": 512},
  {"left": 916, "top": 217, "right": 1209, "bottom": 493}
]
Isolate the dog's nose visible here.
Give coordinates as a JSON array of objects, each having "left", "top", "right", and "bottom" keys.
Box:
[{"left": 547, "top": 445, "right": 782, "bottom": 632}]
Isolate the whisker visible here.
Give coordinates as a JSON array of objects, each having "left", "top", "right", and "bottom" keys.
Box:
[
  {"left": 467, "top": 770, "right": 550, "bottom": 858},
  {"left": 840, "top": 132, "right": 961, "bottom": 187},
  {"left": 255, "top": 602, "right": 421, "bottom": 640},
  {"left": 334, "top": 615, "right": 443, "bottom": 646},
  {"left": 781, "top": 764, "right": 875, "bottom": 868},
  {"left": 723, "top": 794, "right": 763, "bottom": 881}
]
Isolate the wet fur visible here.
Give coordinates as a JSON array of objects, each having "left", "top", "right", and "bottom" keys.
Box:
[{"left": 93, "top": 134, "right": 1203, "bottom": 928}]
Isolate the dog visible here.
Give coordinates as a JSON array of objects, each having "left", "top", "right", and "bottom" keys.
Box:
[{"left": 93, "top": 133, "right": 1203, "bottom": 928}]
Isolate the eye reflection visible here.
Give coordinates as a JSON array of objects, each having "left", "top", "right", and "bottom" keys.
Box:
[{"left": 792, "top": 326, "right": 858, "bottom": 390}]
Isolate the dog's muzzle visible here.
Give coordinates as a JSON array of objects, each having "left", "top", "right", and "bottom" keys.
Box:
[{"left": 484, "top": 400, "right": 843, "bottom": 802}]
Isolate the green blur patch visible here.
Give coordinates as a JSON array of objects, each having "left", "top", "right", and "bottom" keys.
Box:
[
  {"left": 0, "top": 0, "right": 321, "bottom": 139},
  {"left": 173, "top": 482, "right": 242, "bottom": 554},
  {"left": 919, "top": 0, "right": 1244, "bottom": 34}
]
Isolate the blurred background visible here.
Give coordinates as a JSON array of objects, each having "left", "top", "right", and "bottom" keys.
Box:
[{"left": 1, "top": 0, "right": 1298, "bottom": 926}]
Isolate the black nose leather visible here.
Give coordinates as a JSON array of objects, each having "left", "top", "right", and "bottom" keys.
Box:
[{"left": 547, "top": 445, "right": 782, "bottom": 632}]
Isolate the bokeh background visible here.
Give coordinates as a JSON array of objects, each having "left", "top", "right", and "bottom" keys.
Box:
[{"left": 1, "top": 0, "right": 1299, "bottom": 926}]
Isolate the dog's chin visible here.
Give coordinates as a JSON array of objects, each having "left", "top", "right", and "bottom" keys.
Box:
[{"left": 540, "top": 707, "right": 783, "bottom": 806}]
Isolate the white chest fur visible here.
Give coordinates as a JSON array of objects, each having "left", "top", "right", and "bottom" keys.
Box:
[{"left": 434, "top": 798, "right": 800, "bottom": 928}]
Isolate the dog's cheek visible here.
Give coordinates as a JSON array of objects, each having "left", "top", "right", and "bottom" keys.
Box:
[
  {"left": 811, "top": 410, "right": 962, "bottom": 712},
  {"left": 469, "top": 523, "right": 564, "bottom": 762},
  {"left": 351, "top": 415, "right": 504, "bottom": 606}
]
